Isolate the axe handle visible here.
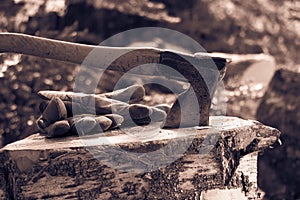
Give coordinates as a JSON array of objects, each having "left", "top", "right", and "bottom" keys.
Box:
[
  {"left": 0, "top": 33, "right": 228, "bottom": 82},
  {"left": 0, "top": 32, "right": 162, "bottom": 66}
]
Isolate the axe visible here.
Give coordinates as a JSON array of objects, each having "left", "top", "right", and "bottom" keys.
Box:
[{"left": 0, "top": 33, "right": 229, "bottom": 128}]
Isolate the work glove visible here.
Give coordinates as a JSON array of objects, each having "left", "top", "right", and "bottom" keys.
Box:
[{"left": 36, "top": 85, "right": 170, "bottom": 138}]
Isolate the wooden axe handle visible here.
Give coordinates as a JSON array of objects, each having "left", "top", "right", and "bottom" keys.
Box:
[
  {"left": 0, "top": 33, "right": 228, "bottom": 77},
  {"left": 0, "top": 33, "right": 159, "bottom": 65}
]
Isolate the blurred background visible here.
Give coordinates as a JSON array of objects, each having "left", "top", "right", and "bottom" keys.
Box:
[{"left": 0, "top": 0, "right": 299, "bottom": 199}]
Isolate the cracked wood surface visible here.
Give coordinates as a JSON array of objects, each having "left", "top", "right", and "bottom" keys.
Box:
[{"left": 0, "top": 116, "right": 280, "bottom": 199}]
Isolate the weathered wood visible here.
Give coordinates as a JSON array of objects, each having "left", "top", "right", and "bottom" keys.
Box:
[
  {"left": 0, "top": 117, "right": 280, "bottom": 199},
  {"left": 0, "top": 33, "right": 227, "bottom": 78},
  {"left": 202, "top": 152, "right": 258, "bottom": 200}
]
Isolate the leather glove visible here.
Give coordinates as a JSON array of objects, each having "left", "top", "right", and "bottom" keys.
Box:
[{"left": 36, "top": 85, "right": 169, "bottom": 138}]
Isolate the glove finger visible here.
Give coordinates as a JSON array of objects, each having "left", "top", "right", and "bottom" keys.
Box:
[
  {"left": 42, "top": 120, "right": 71, "bottom": 138},
  {"left": 104, "top": 114, "right": 124, "bottom": 129},
  {"left": 67, "top": 114, "right": 91, "bottom": 127},
  {"left": 69, "top": 116, "right": 97, "bottom": 135},
  {"left": 130, "top": 107, "right": 167, "bottom": 126},
  {"left": 100, "top": 84, "right": 145, "bottom": 103},
  {"left": 110, "top": 103, "right": 152, "bottom": 119},
  {"left": 38, "top": 90, "right": 76, "bottom": 101},
  {"left": 131, "top": 116, "right": 151, "bottom": 126},
  {"left": 93, "top": 116, "right": 113, "bottom": 132},
  {"left": 128, "top": 104, "right": 153, "bottom": 119},
  {"left": 36, "top": 97, "right": 67, "bottom": 130}
]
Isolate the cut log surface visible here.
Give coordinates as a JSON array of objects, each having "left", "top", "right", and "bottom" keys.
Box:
[{"left": 0, "top": 116, "right": 280, "bottom": 199}]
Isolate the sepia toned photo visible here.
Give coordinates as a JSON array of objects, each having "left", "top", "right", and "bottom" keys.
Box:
[{"left": 0, "top": 1, "right": 299, "bottom": 199}]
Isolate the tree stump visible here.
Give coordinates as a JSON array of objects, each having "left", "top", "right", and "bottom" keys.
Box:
[{"left": 0, "top": 116, "right": 280, "bottom": 199}]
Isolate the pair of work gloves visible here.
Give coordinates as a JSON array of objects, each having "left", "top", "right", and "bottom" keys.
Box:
[{"left": 36, "top": 85, "right": 170, "bottom": 138}]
